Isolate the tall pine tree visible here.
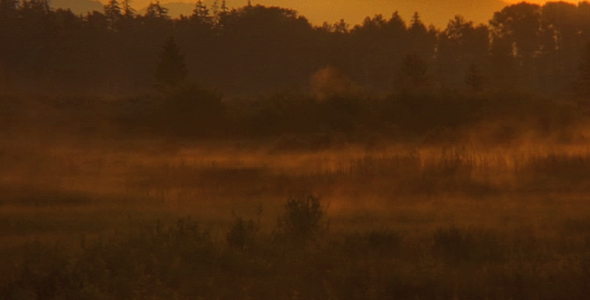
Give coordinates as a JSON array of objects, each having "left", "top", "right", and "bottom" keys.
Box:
[{"left": 156, "top": 37, "right": 188, "bottom": 88}]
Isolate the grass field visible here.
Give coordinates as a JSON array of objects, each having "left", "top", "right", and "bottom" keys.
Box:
[{"left": 2, "top": 136, "right": 590, "bottom": 299}]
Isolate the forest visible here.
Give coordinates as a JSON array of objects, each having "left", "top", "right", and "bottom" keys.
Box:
[
  {"left": 3, "top": 1, "right": 590, "bottom": 300},
  {"left": 1, "top": 0, "right": 590, "bottom": 143},
  {"left": 1, "top": 0, "right": 590, "bottom": 96}
]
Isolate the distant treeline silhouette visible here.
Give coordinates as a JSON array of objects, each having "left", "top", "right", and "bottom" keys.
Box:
[{"left": 1, "top": 0, "right": 590, "bottom": 96}]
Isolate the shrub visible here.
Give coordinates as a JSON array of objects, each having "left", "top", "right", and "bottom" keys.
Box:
[
  {"left": 277, "top": 192, "right": 328, "bottom": 244},
  {"left": 226, "top": 216, "right": 258, "bottom": 250}
]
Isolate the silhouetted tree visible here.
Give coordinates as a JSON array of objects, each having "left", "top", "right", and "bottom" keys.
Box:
[
  {"left": 210, "top": 0, "right": 219, "bottom": 15},
  {"left": 350, "top": 12, "right": 408, "bottom": 89},
  {"left": 490, "top": 2, "right": 542, "bottom": 89},
  {"left": 121, "top": 0, "right": 135, "bottom": 17},
  {"left": 145, "top": 1, "right": 169, "bottom": 19},
  {"left": 84, "top": 10, "right": 109, "bottom": 32},
  {"left": 538, "top": 2, "right": 579, "bottom": 93},
  {"left": 407, "top": 12, "right": 436, "bottom": 61},
  {"left": 156, "top": 37, "right": 188, "bottom": 88},
  {"left": 437, "top": 16, "right": 489, "bottom": 87},
  {"left": 104, "top": 0, "right": 122, "bottom": 30},
  {"left": 192, "top": 0, "right": 211, "bottom": 24},
  {"left": 321, "top": 19, "right": 349, "bottom": 33},
  {"left": 217, "top": 0, "right": 228, "bottom": 23},
  {"left": 409, "top": 12, "right": 426, "bottom": 34},
  {"left": 6, "top": 0, "right": 590, "bottom": 96},
  {"left": 220, "top": 5, "right": 314, "bottom": 92}
]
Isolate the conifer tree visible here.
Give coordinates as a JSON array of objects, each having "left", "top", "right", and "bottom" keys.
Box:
[
  {"left": 121, "top": 0, "right": 135, "bottom": 17},
  {"left": 145, "top": 1, "right": 169, "bottom": 19},
  {"left": 216, "top": 0, "right": 229, "bottom": 28},
  {"left": 409, "top": 12, "right": 426, "bottom": 33},
  {"left": 220, "top": 0, "right": 228, "bottom": 13},
  {"left": 192, "top": 0, "right": 211, "bottom": 24},
  {"left": 211, "top": 0, "right": 219, "bottom": 16},
  {"left": 104, "top": 0, "right": 122, "bottom": 28},
  {"left": 156, "top": 37, "right": 188, "bottom": 88}
]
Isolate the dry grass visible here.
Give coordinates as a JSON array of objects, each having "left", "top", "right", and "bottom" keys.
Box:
[
  {"left": 3, "top": 136, "right": 590, "bottom": 231},
  {"left": 2, "top": 136, "right": 590, "bottom": 299}
]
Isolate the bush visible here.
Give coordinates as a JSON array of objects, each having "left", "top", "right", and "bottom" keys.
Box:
[
  {"left": 277, "top": 192, "right": 328, "bottom": 244},
  {"left": 226, "top": 216, "right": 258, "bottom": 250}
]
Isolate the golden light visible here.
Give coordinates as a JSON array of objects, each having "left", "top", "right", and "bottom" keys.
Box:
[{"left": 95, "top": 0, "right": 584, "bottom": 27}]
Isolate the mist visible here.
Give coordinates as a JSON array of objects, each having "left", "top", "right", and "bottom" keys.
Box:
[{"left": 3, "top": 1, "right": 590, "bottom": 299}]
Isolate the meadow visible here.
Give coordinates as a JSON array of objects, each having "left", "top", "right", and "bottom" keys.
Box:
[
  {"left": 2, "top": 131, "right": 590, "bottom": 300},
  {"left": 3, "top": 0, "right": 590, "bottom": 297}
]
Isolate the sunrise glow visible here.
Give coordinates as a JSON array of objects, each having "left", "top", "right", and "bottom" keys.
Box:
[
  {"left": 93, "top": 0, "right": 582, "bottom": 27},
  {"left": 4, "top": 0, "right": 590, "bottom": 298}
]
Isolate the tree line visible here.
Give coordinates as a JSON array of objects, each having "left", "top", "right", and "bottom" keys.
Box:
[{"left": 2, "top": 1, "right": 590, "bottom": 96}]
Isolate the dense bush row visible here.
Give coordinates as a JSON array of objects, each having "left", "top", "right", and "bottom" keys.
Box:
[{"left": 2, "top": 85, "right": 583, "bottom": 148}]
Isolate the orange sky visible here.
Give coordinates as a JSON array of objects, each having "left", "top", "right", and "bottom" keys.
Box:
[{"left": 102, "top": 0, "right": 579, "bottom": 28}]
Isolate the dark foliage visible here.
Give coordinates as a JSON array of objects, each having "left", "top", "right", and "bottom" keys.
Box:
[
  {"left": 226, "top": 215, "right": 258, "bottom": 250},
  {"left": 2, "top": 1, "right": 590, "bottom": 95},
  {"left": 2, "top": 1, "right": 590, "bottom": 144},
  {"left": 155, "top": 37, "right": 188, "bottom": 89}
]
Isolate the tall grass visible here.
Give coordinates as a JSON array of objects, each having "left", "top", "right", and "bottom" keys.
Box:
[{"left": 3, "top": 140, "right": 590, "bottom": 299}]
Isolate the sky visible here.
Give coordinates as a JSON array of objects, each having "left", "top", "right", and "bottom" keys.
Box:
[{"left": 54, "top": 0, "right": 577, "bottom": 28}]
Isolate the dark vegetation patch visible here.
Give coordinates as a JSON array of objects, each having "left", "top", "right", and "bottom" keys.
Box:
[{"left": 2, "top": 197, "right": 590, "bottom": 300}]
